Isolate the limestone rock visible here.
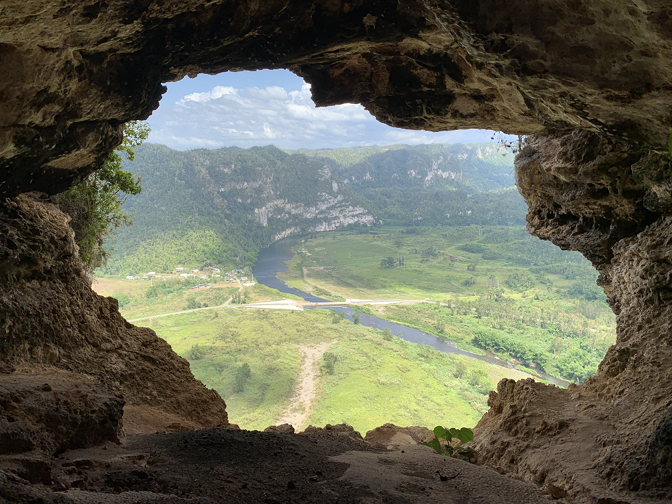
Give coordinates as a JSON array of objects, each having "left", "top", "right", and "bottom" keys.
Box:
[
  {"left": 364, "top": 423, "right": 433, "bottom": 448},
  {"left": 1, "top": 1, "right": 672, "bottom": 197},
  {"left": 264, "top": 424, "right": 296, "bottom": 434},
  {"left": 0, "top": 194, "right": 229, "bottom": 432},
  {"left": 0, "top": 370, "right": 123, "bottom": 457}
]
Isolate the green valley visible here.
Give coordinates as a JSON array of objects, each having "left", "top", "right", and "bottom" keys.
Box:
[
  {"left": 280, "top": 226, "right": 615, "bottom": 383},
  {"left": 94, "top": 278, "right": 536, "bottom": 433},
  {"left": 94, "top": 140, "right": 616, "bottom": 432}
]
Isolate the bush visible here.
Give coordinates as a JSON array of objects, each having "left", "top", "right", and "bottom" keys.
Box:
[
  {"left": 186, "top": 298, "right": 202, "bottom": 310},
  {"left": 468, "top": 370, "right": 492, "bottom": 395},
  {"left": 472, "top": 329, "right": 549, "bottom": 371},
  {"left": 234, "top": 363, "right": 252, "bottom": 392},
  {"left": 505, "top": 271, "right": 535, "bottom": 292},
  {"left": 115, "top": 293, "right": 131, "bottom": 308},
  {"left": 567, "top": 281, "right": 604, "bottom": 301},
  {"left": 322, "top": 352, "right": 338, "bottom": 375},
  {"left": 187, "top": 344, "right": 205, "bottom": 360},
  {"left": 457, "top": 243, "right": 486, "bottom": 254},
  {"left": 452, "top": 361, "right": 467, "bottom": 379}
]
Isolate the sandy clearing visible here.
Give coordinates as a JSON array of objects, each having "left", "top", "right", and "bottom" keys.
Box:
[{"left": 276, "top": 341, "right": 333, "bottom": 431}]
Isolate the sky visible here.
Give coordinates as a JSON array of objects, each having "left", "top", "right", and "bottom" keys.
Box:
[{"left": 147, "top": 69, "right": 507, "bottom": 151}]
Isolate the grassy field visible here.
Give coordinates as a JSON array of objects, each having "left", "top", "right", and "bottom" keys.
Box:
[
  {"left": 280, "top": 226, "right": 616, "bottom": 382},
  {"left": 130, "top": 306, "right": 531, "bottom": 433},
  {"left": 93, "top": 224, "right": 617, "bottom": 432},
  {"left": 94, "top": 278, "right": 534, "bottom": 432},
  {"left": 93, "top": 276, "right": 302, "bottom": 320}
]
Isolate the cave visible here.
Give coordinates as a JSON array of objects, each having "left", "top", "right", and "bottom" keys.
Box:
[{"left": 1, "top": 1, "right": 672, "bottom": 502}]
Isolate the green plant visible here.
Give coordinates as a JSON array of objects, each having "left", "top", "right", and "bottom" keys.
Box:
[
  {"left": 234, "top": 363, "right": 252, "bottom": 393},
  {"left": 322, "top": 352, "right": 338, "bottom": 375},
  {"left": 55, "top": 121, "right": 149, "bottom": 269},
  {"left": 188, "top": 344, "right": 206, "bottom": 360},
  {"left": 423, "top": 426, "right": 474, "bottom": 456},
  {"left": 186, "top": 298, "right": 202, "bottom": 310}
]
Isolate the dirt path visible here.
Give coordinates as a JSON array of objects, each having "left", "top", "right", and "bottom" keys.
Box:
[{"left": 277, "top": 341, "right": 333, "bottom": 431}]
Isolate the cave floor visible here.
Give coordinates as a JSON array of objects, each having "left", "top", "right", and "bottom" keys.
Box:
[{"left": 1, "top": 427, "right": 552, "bottom": 504}]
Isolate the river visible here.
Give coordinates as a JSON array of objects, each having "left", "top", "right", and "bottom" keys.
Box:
[{"left": 253, "top": 236, "right": 569, "bottom": 388}]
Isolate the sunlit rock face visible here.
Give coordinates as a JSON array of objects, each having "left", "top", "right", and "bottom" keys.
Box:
[{"left": 1, "top": 0, "right": 672, "bottom": 501}]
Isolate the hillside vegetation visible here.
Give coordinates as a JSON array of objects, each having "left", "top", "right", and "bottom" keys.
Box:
[
  {"left": 105, "top": 142, "right": 525, "bottom": 276},
  {"left": 281, "top": 226, "right": 615, "bottom": 383},
  {"left": 105, "top": 144, "right": 372, "bottom": 275},
  {"left": 94, "top": 278, "right": 534, "bottom": 432}
]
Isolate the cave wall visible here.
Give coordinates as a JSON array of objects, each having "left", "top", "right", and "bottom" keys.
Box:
[
  {"left": 1, "top": 0, "right": 672, "bottom": 500},
  {"left": 2, "top": 0, "right": 671, "bottom": 198},
  {"left": 0, "top": 194, "right": 228, "bottom": 431}
]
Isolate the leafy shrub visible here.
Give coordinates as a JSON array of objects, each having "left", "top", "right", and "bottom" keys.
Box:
[
  {"left": 423, "top": 426, "right": 474, "bottom": 456},
  {"left": 322, "top": 352, "right": 338, "bottom": 375},
  {"left": 472, "top": 328, "right": 549, "bottom": 370},
  {"left": 422, "top": 246, "right": 439, "bottom": 258},
  {"left": 188, "top": 344, "right": 205, "bottom": 360},
  {"left": 457, "top": 243, "right": 486, "bottom": 254},
  {"left": 467, "top": 370, "right": 492, "bottom": 395},
  {"left": 505, "top": 271, "right": 535, "bottom": 292},
  {"left": 115, "top": 294, "right": 131, "bottom": 308},
  {"left": 567, "top": 281, "right": 604, "bottom": 301},
  {"left": 481, "top": 250, "right": 502, "bottom": 260},
  {"left": 452, "top": 361, "right": 467, "bottom": 379},
  {"left": 186, "top": 298, "right": 202, "bottom": 310},
  {"left": 234, "top": 363, "right": 252, "bottom": 392}
]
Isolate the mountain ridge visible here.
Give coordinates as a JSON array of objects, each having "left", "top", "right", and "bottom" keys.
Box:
[{"left": 104, "top": 142, "right": 524, "bottom": 275}]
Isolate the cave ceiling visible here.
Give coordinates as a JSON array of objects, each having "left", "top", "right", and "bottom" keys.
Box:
[
  {"left": 0, "top": 0, "right": 671, "bottom": 200},
  {"left": 3, "top": 2, "right": 672, "bottom": 499}
]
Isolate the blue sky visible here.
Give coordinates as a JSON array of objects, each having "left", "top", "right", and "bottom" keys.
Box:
[{"left": 148, "top": 69, "right": 508, "bottom": 150}]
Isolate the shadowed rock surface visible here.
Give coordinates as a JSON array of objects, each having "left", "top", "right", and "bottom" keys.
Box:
[
  {"left": 0, "top": 194, "right": 229, "bottom": 433},
  {"left": 1, "top": 1, "right": 672, "bottom": 502},
  {"left": 0, "top": 427, "right": 552, "bottom": 504}
]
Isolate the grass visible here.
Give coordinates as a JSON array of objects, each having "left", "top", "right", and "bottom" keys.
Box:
[
  {"left": 279, "top": 226, "right": 616, "bottom": 382},
  {"left": 125, "top": 299, "right": 532, "bottom": 433},
  {"left": 93, "top": 277, "right": 302, "bottom": 320}
]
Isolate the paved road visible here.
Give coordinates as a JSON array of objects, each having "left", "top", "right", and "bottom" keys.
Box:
[{"left": 126, "top": 298, "right": 423, "bottom": 323}]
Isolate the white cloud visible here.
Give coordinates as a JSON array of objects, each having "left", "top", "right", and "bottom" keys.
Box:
[
  {"left": 182, "top": 86, "right": 238, "bottom": 103},
  {"left": 148, "top": 79, "right": 508, "bottom": 150}
]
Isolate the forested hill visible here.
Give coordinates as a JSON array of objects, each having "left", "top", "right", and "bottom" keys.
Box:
[
  {"left": 105, "top": 144, "right": 373, "bottom": 274},
  {"left": 296, "top": 143, "right": 526, "bottom": 226},
  {"left": 104, "top": 142, "right": 526, "bottom": 275}
]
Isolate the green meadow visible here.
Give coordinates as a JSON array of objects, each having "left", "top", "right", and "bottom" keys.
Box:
[
  {"left": 280, "top": 226, "right": 616, "bottom": 382},
  {"left": 106, "top": 287, "right": 533, "bottom": 433}
]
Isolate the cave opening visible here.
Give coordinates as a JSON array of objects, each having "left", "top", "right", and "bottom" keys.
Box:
[
  {"left": 2, "top": 1, "right": 672, "bottom": 502},
  {"left": 86, "top": 67, "right": 615, "bottom": 434}
]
